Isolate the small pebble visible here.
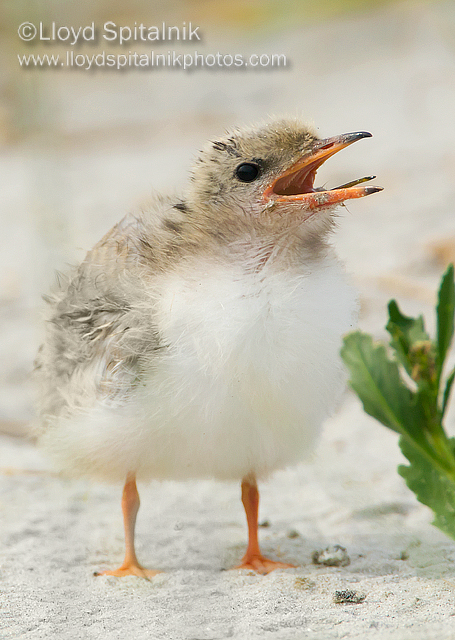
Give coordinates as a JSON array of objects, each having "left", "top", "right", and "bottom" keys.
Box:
[
  {"left": 258, "top": 520, "right": 270, "bottom": 528},
  {"left": 333, "top": 589, "right": 366, "bottom": 604},
  {"left": 312, "top": 544, "right": 351, "bottom": 567},
  {"left": 287, "top": 529, "right": 300, "bottom": 539}
]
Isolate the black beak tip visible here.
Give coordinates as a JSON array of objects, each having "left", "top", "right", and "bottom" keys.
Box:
[
  {"left": 365, "top": 186, "right": 383, "bottom": 195},
  {"left": 352, "top": 131, "right": 373, "bottom": 141}
]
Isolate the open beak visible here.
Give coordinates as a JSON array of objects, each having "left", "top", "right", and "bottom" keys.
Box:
[{"left": 263, "top": 131, "right": 383, "bottom": 209}]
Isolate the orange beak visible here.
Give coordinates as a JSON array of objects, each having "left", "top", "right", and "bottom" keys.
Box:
[{"left": 263, "top": 131, "right": 382, "bottom": 209}]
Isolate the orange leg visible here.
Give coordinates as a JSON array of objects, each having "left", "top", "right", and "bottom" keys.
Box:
[
  {"left": 94, "top": 474, "right": 160, "bottom": 579},
  {"left": 235, "top": 475, "right": 295, "bottom": 574}
]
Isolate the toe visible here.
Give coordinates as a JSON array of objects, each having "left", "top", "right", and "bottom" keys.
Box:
[
  {"left": 235, "top": 555, "right": 295, "bottom": 575},
  {"left": 94, "top": 564, "right": 161, "bottom": 580}
]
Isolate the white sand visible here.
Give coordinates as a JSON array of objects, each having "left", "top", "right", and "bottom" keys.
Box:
[
  {"left": 2, "top": 1, "right": 455, "bottom": 638},
  {"left": 2, "top": 398, "right": 455, "bottom": 639}
]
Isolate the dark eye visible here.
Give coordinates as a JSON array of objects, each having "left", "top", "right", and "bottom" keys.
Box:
[{"left": 235, "top": 162, "right": 260, "bottom": 182}]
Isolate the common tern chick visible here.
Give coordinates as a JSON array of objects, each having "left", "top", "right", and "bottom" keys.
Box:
[{"left": 35, "top": 118, "right": 382, "bottom": 577}]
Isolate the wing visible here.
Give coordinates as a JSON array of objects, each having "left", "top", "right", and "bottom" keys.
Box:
[{"left": 35, "top": 208, "right": 167, "bottom": 425}]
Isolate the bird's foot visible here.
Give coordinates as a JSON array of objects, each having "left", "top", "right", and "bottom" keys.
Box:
[
  {"left": 94, "top": 563, "right": 161, "bottom": 580},
  {"left": 235, "top": 554, "right": 295, "bottom": 575}
]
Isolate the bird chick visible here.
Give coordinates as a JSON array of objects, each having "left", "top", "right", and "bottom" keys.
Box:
[{"left": 35, "top": 118, "right": 382, "bottom": 577}]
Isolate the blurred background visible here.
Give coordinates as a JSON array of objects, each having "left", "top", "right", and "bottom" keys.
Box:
[{"left": 1, "top": 0, "right": 455, "bottom": 437}]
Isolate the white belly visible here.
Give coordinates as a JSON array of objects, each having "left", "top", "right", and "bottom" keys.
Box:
[{"left": 44, "top": 253, "right": 357, "bottom": 482}]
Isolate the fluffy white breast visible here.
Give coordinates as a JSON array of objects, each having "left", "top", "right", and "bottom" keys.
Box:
[{"left": 43, "top": 251, "right": 357, "bottom": 482}]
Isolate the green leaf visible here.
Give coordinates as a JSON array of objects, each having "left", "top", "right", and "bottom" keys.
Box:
[
  {"left": 398, "top": 436, "right": 455, "bottom": 541},
  {"left": 341, "top": 266, "right": 455, "bottom": 545},
  {"left": 387, "top": 300, "right": 429, "bottom": 344},
  {"left": 436, "top": 264, "right": 455, "bottom": 380},
  {"left": 442, "top": 366, "right": 455, "bottom": 418},
  {"left": 386, "top": 300, "right": 429, "bottom": 376},
  {"left": 341, "top": 332, "right": 431, "bottom": 454},
  {"left": 341, "top": 332, "right": 409, "bottom": 434}
]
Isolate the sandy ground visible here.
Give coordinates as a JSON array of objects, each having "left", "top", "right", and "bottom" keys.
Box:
[
  {"left": 2, "top": 1, "right": 455, "bottom": 638},
  {"left": 2, "top": 400, "right": 455, "bottom": 639}
]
